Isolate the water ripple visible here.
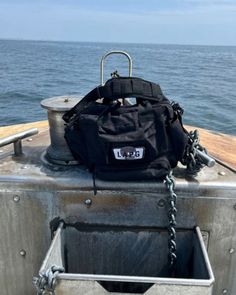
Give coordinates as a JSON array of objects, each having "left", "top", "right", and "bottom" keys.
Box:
[{"left": 0, "top": 40, "right": 235, "bottom": 135}]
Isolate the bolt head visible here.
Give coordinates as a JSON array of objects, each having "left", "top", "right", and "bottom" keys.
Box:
[
  {"left": 84, "top": 199, "right": 92, "bottom": 206},
  {"left": 19, "top": 249, "right": 26, "bottom": 257},
  {"left": 27, "top": 138, "right": 33, "bottom": 142},
  {"left": 229, "top": 248, "right": 235, "bottom": 254},
  {"left": 222, "top": 289, "right": 228, "bottom": 294},
  {"left": 13, "top": 195, "right": 20, "bottom": 202},
  {"left": 218, "top": 171, "right": 226, "bottom": 176},
  {"left": 157, "top": 199, "right": 166, "bottom": 208}
]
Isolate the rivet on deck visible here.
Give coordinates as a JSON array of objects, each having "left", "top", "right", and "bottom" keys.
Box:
[
  {"left": 84, "top": 199, "right": 92, "bottom": 206},
  {"left": 222, "top": 289, "right": 228, "bottom": 294},
  {"left": 229, "top": 248, "right": 235, "bottom": 254},
  {"left": 19, "top": 249, "right": 26, "bottom": 257},
  {"left": 13, "top": 195, "right": 20, "bottom": 203},
  {"left": 157, "top": 199, "right": 166, "bottom": 208},
  {"left": 218, "top": 171, "right": 226, "bottom": 176}
]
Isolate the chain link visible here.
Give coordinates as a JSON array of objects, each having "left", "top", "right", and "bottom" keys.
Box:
[
  {"left": 33, "top": 265, "right": 65, "bottom": 295},
  {"left": 110, "top": 70, "right": 120, "bottom": 78},
  {"left": 164, "top": 172, "right": 177, "bottom": 275},
  {"left": 183, "top": 130, "right": 206, "bottom": 175}
]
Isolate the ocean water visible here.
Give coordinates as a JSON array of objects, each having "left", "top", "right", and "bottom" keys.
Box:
[{"left": 0, "top": 39, "right": 236, "bottom": 135}]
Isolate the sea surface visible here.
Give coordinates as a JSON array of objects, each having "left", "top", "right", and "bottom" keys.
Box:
[{"left": 0, "top": 39, "right": 236, "bottom": 135}]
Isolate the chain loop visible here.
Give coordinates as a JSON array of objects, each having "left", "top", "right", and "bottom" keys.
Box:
[
  {"left": 183, "top": 130, "right": 206, "bottom": 175},
  {"left": 164, "top": 172, "right": 177, "bottom": 275},
  {"left": 33, "top": 265, "right": 65, "bottom": 295}
]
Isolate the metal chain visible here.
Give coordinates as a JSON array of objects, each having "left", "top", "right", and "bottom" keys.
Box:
[
  {"left": 110, "top": 70, "right": 120, "bottom": 78},
  {"left": 184, "top": 130, "right": 205, "bottom": 175},
  {"left": 33, "top": 265, "right": 65, "bottom": 295},
  {"left": 164, "top": 172, "right": 177, "bottom": 275}
]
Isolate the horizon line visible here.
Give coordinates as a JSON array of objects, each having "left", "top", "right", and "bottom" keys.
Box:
[{"left": 0, "top": 37, "right": 236, "bottom": 48}]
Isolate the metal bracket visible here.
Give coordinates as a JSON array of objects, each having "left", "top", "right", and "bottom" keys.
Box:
[
  {"left": 100, "top": 50, "right": 133, "bottom": 85},
  {"left": 33, "top": 264, "right": 65, "bottom": 295},
  {"left": 0, "top": 128, "right": 38, "bottom": 156}
]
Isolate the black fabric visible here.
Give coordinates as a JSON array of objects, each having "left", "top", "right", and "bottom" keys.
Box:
[
  {"left": 63, "top": 77, "right": 188, "bottom": 181},
  {"left": 63, "top": 77, "right": 164, "bottom": 123}
]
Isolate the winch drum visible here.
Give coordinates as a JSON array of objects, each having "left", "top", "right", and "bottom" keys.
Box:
[{"left": 41, "top": 95, "right": 81, "bottom": 165}]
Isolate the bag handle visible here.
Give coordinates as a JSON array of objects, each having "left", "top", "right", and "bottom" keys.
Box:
[{"left": 63, "top": 77, "right": 165, "bottom": 123}]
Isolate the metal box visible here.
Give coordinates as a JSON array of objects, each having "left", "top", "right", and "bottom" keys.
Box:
[{"left": 37, "top": 223, "right": 214, "bottom": 295}]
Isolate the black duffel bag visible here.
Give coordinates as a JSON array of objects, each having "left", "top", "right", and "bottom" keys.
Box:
[{"left": 63, "top": 77, "right": 188, "bottom": 180}]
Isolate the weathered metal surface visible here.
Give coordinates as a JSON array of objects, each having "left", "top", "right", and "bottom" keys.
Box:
[
  {"left": 0, "top": 128, "right": 235, "bottom": 294},
  {"left": 0, "top": 190, "right": 52, "bottom": 294},
  {"left": 37, "top": 224, "right": 213, "bottom": 295},
  {"left": 41, "top": 96, "right": 80, "bottom": 112},
  {"left": 55, "top": 281, "right": 213, "bottom": 295}
]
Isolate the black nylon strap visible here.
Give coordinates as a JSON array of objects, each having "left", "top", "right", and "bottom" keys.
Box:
[
  {"left": 99, "top": 77, "right": 163, "bottom": 100},
  {"left": 63, "top": 77, "right": 164, "bottom": 122},
  {"left": 63, "top": 87, "right": 100, "bottom": 122}
]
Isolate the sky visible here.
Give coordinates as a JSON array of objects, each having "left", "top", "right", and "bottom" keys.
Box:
[{"left": 0, "top": 0, "right": 236, "bottom": 46}]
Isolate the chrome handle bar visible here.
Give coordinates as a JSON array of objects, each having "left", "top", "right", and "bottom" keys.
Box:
[
  {"left": 100, "top": 50, "right": 133, "bottom": 85},
  {"left": 0, "top": 128, "right": 38, "bottom": 156},
  {"left": 196, "top": 149, "right": 216, "bottom": 168}
]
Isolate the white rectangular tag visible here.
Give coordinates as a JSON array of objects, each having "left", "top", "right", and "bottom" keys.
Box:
[{"left": 113, "top": 147, "right": 145, "bottom": 160}]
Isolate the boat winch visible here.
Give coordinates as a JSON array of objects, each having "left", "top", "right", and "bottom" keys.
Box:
[{"left": 41, "top": 95, "right": 81, "bottom": 165}]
